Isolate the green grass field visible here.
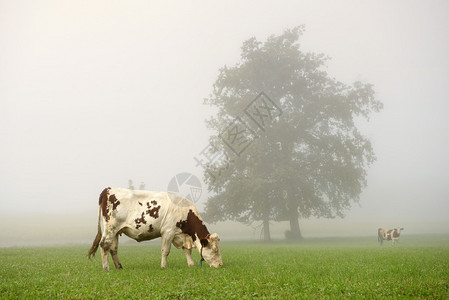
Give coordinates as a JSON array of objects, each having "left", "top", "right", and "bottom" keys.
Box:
[{"left": 1, "top": 235, "right": 448, "bottom": 299}]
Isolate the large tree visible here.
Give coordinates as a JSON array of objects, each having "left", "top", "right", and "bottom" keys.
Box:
[{"left": 202, "top": 27, "right": 382, "bottom": 241}]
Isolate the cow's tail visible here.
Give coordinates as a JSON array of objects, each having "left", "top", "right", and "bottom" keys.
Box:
[{"left": 87, "top": 204, "right": 102, "bottom": 259}]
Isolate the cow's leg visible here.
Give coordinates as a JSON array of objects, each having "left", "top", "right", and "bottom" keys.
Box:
[
  {"left": 110, "top": 235, "right": 123, "bottom": 269},
  {"left": 100, "top": 237, "right": 110, "bottom": 271},
  {"left": 183, "top": 247, "right": 195, "bottom": 267},
  {"left": 99, "top": 227, "right": 115, "bottom": 271},
  {"left": 160, "top": 235, "right": 173, "bottom": 268}
]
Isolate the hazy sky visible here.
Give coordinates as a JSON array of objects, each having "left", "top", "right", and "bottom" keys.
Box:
[{"left": 1, "top": 1, "right": 448, "bottom": 241}]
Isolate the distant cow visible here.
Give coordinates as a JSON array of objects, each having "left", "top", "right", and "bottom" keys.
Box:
[
  {"left": 378, "top": 227, "right": 404, "bottom": 245},
  {"left": 88, "top": 187, "right": 223, "bottom": 270}
]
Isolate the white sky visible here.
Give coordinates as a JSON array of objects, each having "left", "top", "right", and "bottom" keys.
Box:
[{"left": 1, "top": 0, "right": 448, "bottom": 242}]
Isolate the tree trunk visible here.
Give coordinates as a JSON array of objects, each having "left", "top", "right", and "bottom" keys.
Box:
[
  {"left": 289, "top": 214, "right": 303, "bottom": 239},
  {"left": 263, "top": 216, "right": 271, "bottom": 242},
  {"left": 288, "top": 203, "right": 303, "bottom": 240},
  {"left": 257, "top": 187, "right": 271, "bottom": 242}
]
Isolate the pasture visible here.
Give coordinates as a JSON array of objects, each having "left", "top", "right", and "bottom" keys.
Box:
[{"left": 1, "top": 235, "right": 448, "bottom": 299}]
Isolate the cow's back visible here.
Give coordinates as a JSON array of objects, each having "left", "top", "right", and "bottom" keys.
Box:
[{"left": 104, "top": 188, "right": 195, "bottom": 242}]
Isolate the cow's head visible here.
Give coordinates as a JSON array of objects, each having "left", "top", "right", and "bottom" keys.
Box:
[
  {"left": 392, "top": 227, "right": 404, "bottom": 238},
  {"left": 200, "top": 233, "right": 223, "bottom": 268}
]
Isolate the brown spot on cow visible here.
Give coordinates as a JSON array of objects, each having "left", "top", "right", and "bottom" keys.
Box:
[
  {"left": 135, "top": 212, "right": 147, "bottom": 229},
  {"left": 98, "top": 187, "right": 120, "bottom": 222},
  {"left": 392, "top": 229, "right": 400, "bottom": 238},
  {"left": 146, "top": 201, "right": 161, "bottom": 219},
  {"left": 109, "top": 194, "right": 121, "bottom": 211},
  {"left": 138, "top": 201, "right": 143, "bottom": 206},
  {"left": 99, "top": 187, "right": 111, "bottom": 221},
  {"left": 149, "top": 224, "right": 154, "bottom": 233},
  {"left": 176, "top": 209, "right": 210, "bottom": 246}
]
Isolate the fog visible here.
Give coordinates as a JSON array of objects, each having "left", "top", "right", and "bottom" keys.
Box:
[{"left": 1, "top": 1, "right": 448, "bottom": 246}]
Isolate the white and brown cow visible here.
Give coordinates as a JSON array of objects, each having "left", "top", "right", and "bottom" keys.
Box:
[
  {"left": 88, "top": 187, "right": 223, "bottom": 270},
  {"left": 378, "top": 227, "right": 404, "bottom": 245}
]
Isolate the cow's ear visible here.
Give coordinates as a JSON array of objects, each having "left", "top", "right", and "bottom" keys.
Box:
[
  {"left": 208, "top": 233, "right": 220, "bottom": 241},
  {"left": 200, "top": 239, "right": 209, "bottom": 247}
]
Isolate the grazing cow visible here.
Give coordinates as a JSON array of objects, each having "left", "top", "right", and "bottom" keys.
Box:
[
  {"left": 88, "top": 187, "right": 223, "bottom": 270},
  {"left": 378, "top": 227, "right": 404, "bottom": 245}
]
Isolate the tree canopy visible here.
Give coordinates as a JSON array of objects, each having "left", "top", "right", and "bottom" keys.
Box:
[{"left": 202, "top": 26, "right": 383, "bottom": 241}]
